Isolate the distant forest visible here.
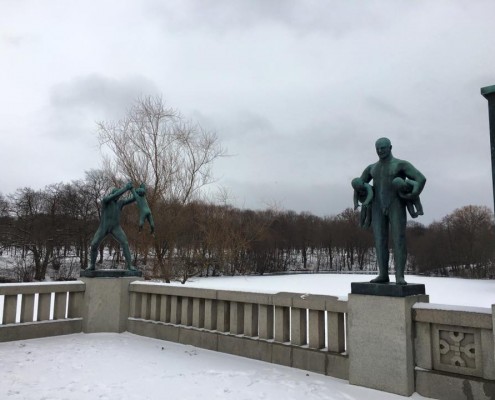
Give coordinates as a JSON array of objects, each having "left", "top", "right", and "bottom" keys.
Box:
[{"left": 0, "top": 175, "right": 494, "bottom": 283}]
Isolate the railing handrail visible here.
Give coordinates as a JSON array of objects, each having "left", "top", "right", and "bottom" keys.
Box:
[
  {"left": 129, "top": 281, "right": 347, "bottom": 313},
  {"left": 0, "top": 281, "right": 85, "bottom": 296},
  {"left": 413, "top": 302, "right": 492, "bottom": 329}
]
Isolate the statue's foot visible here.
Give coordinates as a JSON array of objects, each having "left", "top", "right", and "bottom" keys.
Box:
[
  {"left": 370, "top": 275, "right": 389, "bottom": 284},
  {"left": 395, "top": 276, "right": 408, "bottom": 285},
  {"left": 86, "top": 266, "right": 95, "bottom": 271},
  {"left": 127, "top": 265, "right": 137, "bottom": 271}
]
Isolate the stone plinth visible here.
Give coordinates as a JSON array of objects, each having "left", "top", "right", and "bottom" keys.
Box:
[
  {"left": 80, "top": 268, "right": 142, "bottom": 278},
  {"left": 348, "top": 292, "right": 429, "bottom": 396},
  {"left": 493, "top": 304, "right": 495, "bottom": 365},
  {"left": 351, "top": 282, "right": 425, "bottom": 297},
  {"left": 80, "top": 276, "right": 143, "bottom": 333}
]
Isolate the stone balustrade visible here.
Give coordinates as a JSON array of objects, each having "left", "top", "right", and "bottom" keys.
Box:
[
  {"left": 0, "top": 281, "right": 85, "bottom": 341},
  {"left": 413, "top": 303, "right": 495, "bottom": 399},
  {"left": 0, "top": 278, "right": 494, "bottom": 399},
  {"left": 127, "top": 282, "right": 349, "bottom": 379}
]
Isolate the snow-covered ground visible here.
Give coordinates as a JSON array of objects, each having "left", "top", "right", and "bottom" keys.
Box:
[
  {"left": 1, "top": 273, "right": 493, "bottom": 399},
  {"left": 165, "top": 273, "right": 495, "bottom": 308},
  {"left": 1, "top": 332, "right": 431, "bottom": 400}
]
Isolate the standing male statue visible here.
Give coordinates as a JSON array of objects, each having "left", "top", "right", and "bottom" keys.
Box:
[
  {"left": 353, "top": 138, "right": 426, "bottom": 285},
  {"left": 87, "top": 182, "right": 136, "bottom": 271}
]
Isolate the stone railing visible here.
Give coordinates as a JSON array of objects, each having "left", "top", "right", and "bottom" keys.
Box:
[
  {"left": 413, "top": 303, "right": 495, "bottom": 400},
  {"left": 0, "top": 281, "right": 85, "bottom": 342},
  {"left": 127, "top": 282, "right": 349, "bottom": 380},
  {"left": 1, "top": 278, "right": 494, "bottom": 399}
]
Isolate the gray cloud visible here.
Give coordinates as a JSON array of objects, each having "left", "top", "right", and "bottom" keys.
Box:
[
  {"left": 49, "top": 74, "right": 159, "bottom": 122},
  {"left": 146, "top": 0, "right": 409, "bottom": 36},
  {"left": 2, "top": 0, "right": 495, "bottom": 224}
]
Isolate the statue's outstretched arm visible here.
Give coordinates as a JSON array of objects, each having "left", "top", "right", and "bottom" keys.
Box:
[
  {"left": 102, "top": 182, "right": 133, "bottom": 204},
  {"left": 122, "top": 195, "right": 137, "bottom": 206}
]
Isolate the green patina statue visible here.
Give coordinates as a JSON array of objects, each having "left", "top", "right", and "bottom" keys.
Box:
[
  {"left": 88, "top": 182, "right": 154, "bottom": 271},
  {"left": 131, "top": 184, "right": 155, "bottom": 235},
  {"left": 353, "top": 138, "right": 426, "bottom": 285}
]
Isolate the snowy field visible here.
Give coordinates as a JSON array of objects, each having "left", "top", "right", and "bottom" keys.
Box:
[
  {"left": 166, "top": 273, "right": 495, "bottom": 308},
  {"left": 1, "top": 274, "right": 493, "bottom": 399}
]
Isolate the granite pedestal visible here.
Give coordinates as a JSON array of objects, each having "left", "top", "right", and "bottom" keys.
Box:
[
  {"left": 80, "top": 275, "right": 143, "bottom": 333},
  {"left": 348, "top": 282, "right": 429, "bottom": 396}
]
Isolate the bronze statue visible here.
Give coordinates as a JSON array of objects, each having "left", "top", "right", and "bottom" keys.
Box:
[
  {"left": 88, "top": 182, "right": 154, "bottom": 271},
  {"left": 353, "top": 138, "right": 426, "bottom": 285}
]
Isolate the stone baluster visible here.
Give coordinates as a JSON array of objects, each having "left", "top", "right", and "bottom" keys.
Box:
[
  {"left": 291, "top": 307, "right": 307, "bottom": 346},
  {"left": 229, "top": 302, "right": 244, "bottom": 334},
  {"left": 243, "top": 303, "right": 258, "bottom": 337},
  {"left": 216, "top": 300, "right": 230, "bottom": 332},
  {"left": 129, "top": 292, "right": 142, "bottom": 318},
  {"left": 149, "top": 294, "right": 161, "bottom": 321},
  {"left": 327, "top": 311, "right": 346, "bottom": 353},
  {"left": 37, "top": 293, "right": 51, "bottom": 321},
  {"left": 259, "top": 304, "right": 274, "bottom": 340},
  {"left": 53, "top": 292, "right": 67, "bottom": 320},
  {"left": 21, "top": 294, "right": 35, "bottom": 322},
  {"left": 68, "top": 291, "right": 83, "bottom": 319},
  {"left": 181, "top": 297, "right": 193, "bottom": 326},
  {"left": 159, "top": 295, "right": 171, "bottom": 323},
  {"left": 204, "top": 299, "right": 217, "bottom": 330},
  {"left": 308, "top": 309, "right": 325, "bottom": 349},
  {"left": 140, "top": 293, "right": 151, "bottom": 320},
  {"left": 192, "top": 298, "right": 205, "bottom": 328},
  {"left": 169, "top": 296, "right": 181, "bottom": 324},
  {"left": 273, "top": 293, "right": 293, "bottom": 343},
  {"left": 3, "top": 295, "right": 17, "bottom": 324}
]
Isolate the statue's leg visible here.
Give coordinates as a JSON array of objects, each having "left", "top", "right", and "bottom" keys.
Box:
[
  {"left": 147, "top": 214, "right": 155, "bottom": 234},
  {"left": 406, "top": 201, "right": 418, "bottom": 218},
  {"left": 89, "top": 228, "right": 105, "bottom": 270},
  {"left": 138, "top": 213, "right": 145, "bottom": 231},
  {"left": 112, "top": 226, "right": 135, "bottom": 270},
  {"left": 370, "top": 205, "right": 390, "bottom": 283},
  {"left": 415, "top": 199, "right": 424, "bottom": 216},
  {"left": 390, "top": 201, "right": 407, "bottom": 285}
]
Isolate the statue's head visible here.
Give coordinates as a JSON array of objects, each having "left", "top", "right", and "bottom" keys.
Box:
[
  {"left": 375, "top": 137, "right": 392, "bottom": 160},
  {"left": 136, "top": 184, "right": 147, "bottom": 196}
]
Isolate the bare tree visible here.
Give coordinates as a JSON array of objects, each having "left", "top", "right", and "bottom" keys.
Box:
[
  {"left": 97, "top": 95, "right": 225, "bottom": 207},
  {"left": 97, "top": 95, "right": 225, "bottom": 280}
]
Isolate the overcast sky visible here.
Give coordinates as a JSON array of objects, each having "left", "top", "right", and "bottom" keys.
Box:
[{"left": 2, "top": 0, "right": 495, "bottom": 224}]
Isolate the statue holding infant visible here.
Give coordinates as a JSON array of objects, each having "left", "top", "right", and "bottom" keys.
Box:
[
  {"left": 352, "top": 138, "right": 426, "bottom": 285},
  {"left": 86, "top": 182, "right": 154, "bottom": 272}
]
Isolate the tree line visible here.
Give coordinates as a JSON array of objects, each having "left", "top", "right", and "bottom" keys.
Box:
[{"left": 0, "top": 177, "right": 493, "bottom": 282}]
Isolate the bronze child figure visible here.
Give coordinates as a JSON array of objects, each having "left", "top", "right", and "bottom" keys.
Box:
[{"left": 131, "top": 184, "right": 155, "bottom": 235}]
